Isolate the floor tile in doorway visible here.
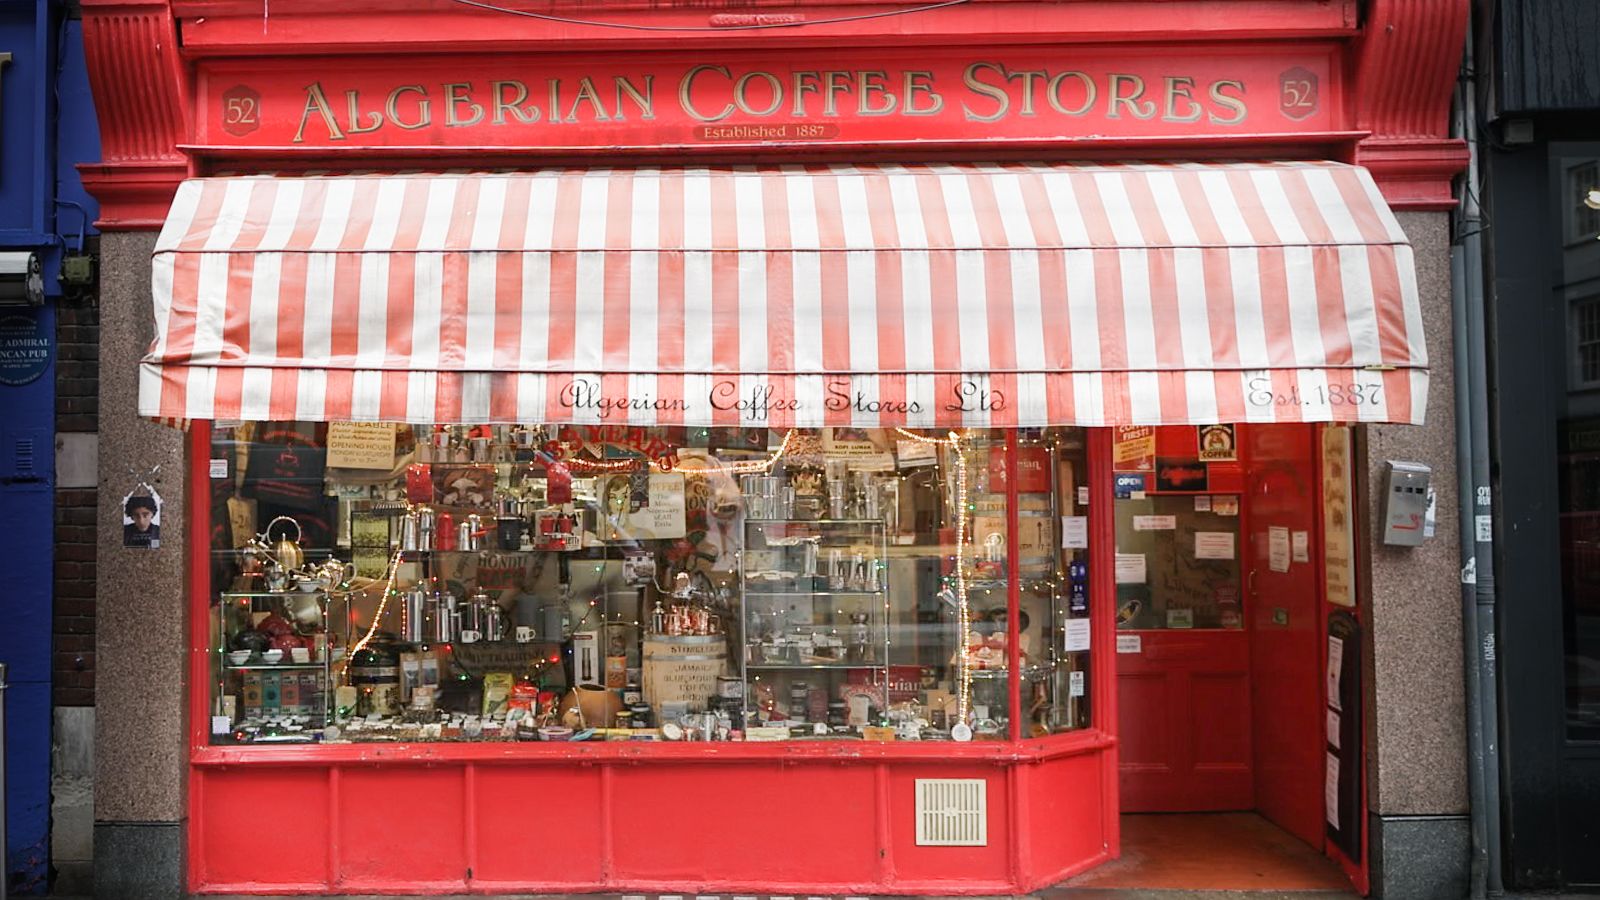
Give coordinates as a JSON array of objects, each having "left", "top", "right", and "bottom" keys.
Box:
[{"left": 1058, "top": 813, "right": 1354, "bottom": 892}]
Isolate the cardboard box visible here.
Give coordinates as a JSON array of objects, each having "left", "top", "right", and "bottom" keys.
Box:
[
  {"left": 241, "top": 673, "right": 263, "bottom": 717},
  {"left": 279, "top": 674, "right": 301, "bottom": 714},
  {"left": 261, "top": 672, "right": 281, "bottom": 714}
]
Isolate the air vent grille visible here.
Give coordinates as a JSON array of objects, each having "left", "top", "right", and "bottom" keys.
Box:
[
  {"left": 914, "top": 778, "right": 987, "bottom": 846},
  {"left": 13, "top": 437, "right": 34, "bottom": 474}
]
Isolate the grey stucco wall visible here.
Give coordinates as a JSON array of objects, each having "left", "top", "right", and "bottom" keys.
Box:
[
  {"left": 95, "top": 230, "right": 189, "bottom": 827},
  {"left": 1364, "top": 211, "right": 1468, "bottom": 819}
]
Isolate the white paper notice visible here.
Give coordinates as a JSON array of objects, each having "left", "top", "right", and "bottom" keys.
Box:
[
  {"left": 1194, "top": 495, "right": 1212, "bottom": 512},
  {"left": 1292, "top": 530, "right": 1310, "bottom": 563},
  {"left": 1115, "top": 553, "right": 1148, "bottom": 584},
  {"left": 1133, "top": 515, "right": 1177, "bottom": 531},
  {"left": 1327, "top": 635, "right": 1345, "bottom": 711},
  {"left": 1116, "top": 634, "right": 1143, "bottom": 654},
  {"left": 1069, "top": 670, "right": 1086, "bottom": 696},
  {"left": 209, "top": 458, "right": 228, "bottom": 479},
  {"left": 1269, "top": 525, "right": 1291, "bottom": 572},
  {"left": 1077, "top": 486, "right": 1090, "bottom": 506},
  {"left": 1194, "top": 531, "right": 1236, "bottom": 560},
  {"left": 1213, "top": 496, "right": 1240, "bottom": 516},
  {"left": 1064, "top": 618, "right": 1092, "bottom": 652},
  {"left": 1325, "top": 752, "right": 1342, "bottom": 828},
  {"left": 1326, "top": 709, "right": 1341, "bottom": 750},
  {"left": 1062, "top": 516, "right": 1089, "bottom": 549}
]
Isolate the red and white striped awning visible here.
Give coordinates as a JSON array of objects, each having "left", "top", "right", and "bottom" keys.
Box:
[{"left": 145, "top": 161, "right": 1426, "bottom": 429}]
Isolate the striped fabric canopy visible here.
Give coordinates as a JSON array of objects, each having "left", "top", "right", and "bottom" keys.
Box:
[{"left": 145, "top": 161, "right": 1426, "bottom": 429}]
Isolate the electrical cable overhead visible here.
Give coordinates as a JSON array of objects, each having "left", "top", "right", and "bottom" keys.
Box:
[{"left": 448, "top": 0, "right": 973, "bottom": 32}]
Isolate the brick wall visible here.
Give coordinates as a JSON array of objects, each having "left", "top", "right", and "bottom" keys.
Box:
[{"left": 55, "top": 301, "right": 99, "bottom": 707}]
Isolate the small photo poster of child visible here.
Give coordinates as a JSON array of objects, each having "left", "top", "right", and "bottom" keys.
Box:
[{"left": 123, "top": 489, "right": 162, "bottom": 549}]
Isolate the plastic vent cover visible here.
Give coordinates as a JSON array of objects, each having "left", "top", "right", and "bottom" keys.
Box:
[{"left": 915, "top": 778, "right": 987, "bottom": 846}]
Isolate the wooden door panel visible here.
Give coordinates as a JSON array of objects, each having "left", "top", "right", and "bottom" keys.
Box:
[
  {"left": 1191, "top": 672, "right": 1252, "bottom": 767},
  {"left": 1118, "top": 630, "right": 1252, "bottom": 812}
]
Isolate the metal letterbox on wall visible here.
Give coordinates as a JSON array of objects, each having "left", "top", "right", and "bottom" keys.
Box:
[{"left": 1382, "top": 461, "right": 1431, "bottom": 546}]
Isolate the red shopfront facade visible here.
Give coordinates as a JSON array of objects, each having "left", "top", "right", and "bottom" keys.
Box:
[{"left": 79, "top": 0, "right": 1466, "bottom": 895}]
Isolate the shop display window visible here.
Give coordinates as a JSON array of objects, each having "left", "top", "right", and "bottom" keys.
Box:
[{"left": 205, "top": 423, "right": 1092, "bottom": 745}]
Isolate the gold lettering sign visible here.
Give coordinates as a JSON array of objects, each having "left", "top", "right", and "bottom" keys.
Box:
[{"left": 285, "top": 62, "right": 1266, "bottom": 143}]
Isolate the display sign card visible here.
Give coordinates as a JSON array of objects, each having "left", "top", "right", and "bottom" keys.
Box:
[
  {"left": 1292, "top": 530, "right": 1310, "bottom": 563},
  {"left": 1194, "top": 495, "right": 1212, "bottom": 512},
  {"left": 1078, "top": 486, "right": 1091, "bottom": 506},
  {"left": 1114, "top": 473, "right": 1146, "bottom": 498},
  {"left": 1325, "top": 751, "right": 1342, "bottom": 828},
  {"left": 1212, "top": 496, "right": 1240, "bottom": 516},
  {"left": 1197, "top": 424, "right": 1238, "bottom": 461},
  {"left": 209, "top": 458, "right": 228, "bottom": 479},
  {"left": 1269, "top": 525, "right": 1291, "bottom": 572},
  {"left": 597, "top": 473, "right": 687, "bottom": 540},
  {"left": 1114, "top": 553, "right": 1147, "bottom": 584},
  {"left": 1326, "top": 635, "right": 1344, "bottom": 711},
  {"left": 1194, "top": 531, "right": 1235, "bottom": 560},
  {"left": 1133, "top": 515, "right": 1177, "bottom": 531},
  {"left": 895, "top": 439, "right": 939, "bottom": 468},
  {"left": 1326, "top": 710, "right": 1341, "bottom": 750},
  {"left": 1113, "top": 426, "right": 1156, "bottom": 472},
  {"left": 1322, "top": 427, "right": 1357, "bottom": 607},
  {"left": 327, "top": 422, "right": 398, "bottom": 469},
  {"left": 1062, "top": 515, "right": 1089, "bottom": 549},
  {"left": 1064, "top": 618, "right": 1092, "bottom": 652},
  {"left": 1166, "top": 608, "right": 1195, "bottom": 628},
  {"left": 1069, "top": 670, "right": 1086, "bottom": 697},
  {"left": 1116, "top": 634, "right": 1143, "bottom": 654}
]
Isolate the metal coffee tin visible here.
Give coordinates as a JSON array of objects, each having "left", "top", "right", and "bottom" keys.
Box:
[{"left": 403, "top": 588, "right": 428, "bottom": 643}]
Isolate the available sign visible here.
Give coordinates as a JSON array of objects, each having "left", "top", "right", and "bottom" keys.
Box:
[{"left": 198, "top": 47, "right": 1334, "bottom": 149}]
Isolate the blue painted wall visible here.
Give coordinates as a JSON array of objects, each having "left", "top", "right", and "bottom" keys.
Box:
[{"left": 0, "top": 0, "right": 98, "bottom": 892}]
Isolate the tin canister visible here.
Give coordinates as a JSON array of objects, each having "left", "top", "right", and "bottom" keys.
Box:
[
  {"left": 417, "top": 507, "right": 436, "bottom": 551},
  {"left": 402, "top": 588, "right": 428, "bottom": 643},
  {"left": 399, "top": 511, "right": 421, "bottom": 552}
]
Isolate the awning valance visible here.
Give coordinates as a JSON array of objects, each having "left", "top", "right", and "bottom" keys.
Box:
[{"left": 144, "top": 161, "right": 1426, "bottom": 429}]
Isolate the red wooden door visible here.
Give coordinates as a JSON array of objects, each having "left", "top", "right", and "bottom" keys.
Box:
[
  {"left": 1115, "top": 426, "right": 1253, "bottom": 812},
  {"left": 1245, "top": 424, "right": 1325, "bottom": 847}
]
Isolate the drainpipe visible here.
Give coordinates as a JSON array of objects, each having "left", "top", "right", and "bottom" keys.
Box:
[{"left": 1451, "top": 8, "right": 1503, "bottom": 897}]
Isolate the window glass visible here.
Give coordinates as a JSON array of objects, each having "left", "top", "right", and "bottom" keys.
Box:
[
  {"left": 1556, "top": 152, "right": 1600, "bottom": 741},
  {"left": 1105, "top": 425, "right": 1243, "bottom": 632},
  {"left": 206, "top": 423, "right": 1093, "bottom": 745}
]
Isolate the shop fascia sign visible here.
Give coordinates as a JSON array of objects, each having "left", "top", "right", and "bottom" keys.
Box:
[{"left": 202, "top": 48, "right": 1331, "bottom": 148}]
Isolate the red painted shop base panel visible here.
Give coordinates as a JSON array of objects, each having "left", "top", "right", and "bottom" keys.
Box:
[{"left": 190, "top": 737, "right": 1114, "bottom": 895}]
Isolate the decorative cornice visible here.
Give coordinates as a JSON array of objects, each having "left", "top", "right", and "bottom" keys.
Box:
[
  {"left": 80, "top": 0, "right": 191, "bottom": 229},
  {"left": 1353, "top": 0, "right": 1469, "bottom": 209}
]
